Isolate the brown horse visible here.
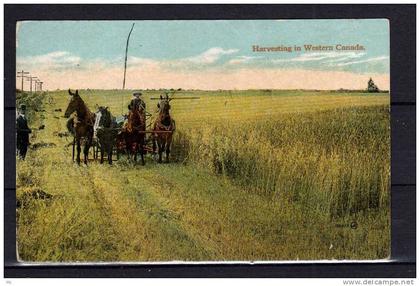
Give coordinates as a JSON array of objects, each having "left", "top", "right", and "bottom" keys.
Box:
[
  {"left": 64, "top": 89, "right": 96, "bottom": 165},
  {"left": 153, "top": 94, "right": 175, "bottom": 163},
  {"left": 117, "top": 104, "right": 146, "bottom": 164}
]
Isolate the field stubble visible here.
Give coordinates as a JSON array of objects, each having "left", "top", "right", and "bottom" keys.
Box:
[{"left": 16, "top": 90, "right": 390, "bottom": 261}]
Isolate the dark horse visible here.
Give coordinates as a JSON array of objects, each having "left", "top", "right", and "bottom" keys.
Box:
[
  {"left": 153, "top": 94, "right": 176, "bottom": 163},
  {"left": 64, "top": 89, "right": 96, "bottom": 165},
  {"left": 116, "top": 104, "right": 146, "bottom": 165},
  {"left": 95, "top": 106, "right": 118, "bottom": 165}
]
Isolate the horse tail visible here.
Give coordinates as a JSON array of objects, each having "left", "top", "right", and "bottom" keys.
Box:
[{"left": 66, "top": 117, "right": 75, "bottom": 136}]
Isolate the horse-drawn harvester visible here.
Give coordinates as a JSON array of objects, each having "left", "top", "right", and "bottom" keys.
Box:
[{"left": 65, "top": 89, "right": 178, "bottom": 165}]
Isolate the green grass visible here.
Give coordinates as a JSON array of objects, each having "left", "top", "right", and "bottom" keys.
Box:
[{"left": 16, "top": 89, "right": 390, "bottom": 262}]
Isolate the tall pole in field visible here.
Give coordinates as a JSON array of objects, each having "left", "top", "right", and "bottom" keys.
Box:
[
  {"left": 17, "top": 70, "right": 29, "bottom": 91},
  {"left": 27, "top": 76, "right": 37, "bottom": 94},
  {"left": 38, "top": 81, "right": 43, "bottom": 91},
  {"left": 122, "top": 23, "right": 135, "bottom": 113},
  {"left": 122, "top": 23, "right": 135, "bottom": 90}
]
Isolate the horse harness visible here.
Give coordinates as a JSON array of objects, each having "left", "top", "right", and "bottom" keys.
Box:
[
  {"left": 75, "top": 111, "right": 95, "bottom": 127},
  {"left": 155, "top": 114, "right": 174, "bottom": 131}
]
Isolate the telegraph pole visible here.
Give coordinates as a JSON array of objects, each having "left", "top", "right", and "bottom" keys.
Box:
[
  {"left": 16, "top": 70, "right": 29, "bottom": 91},
  {"left": 38, "top": 81, "right": 43, "bottom": 91},
  {"left": 27, "top": 76, "right": 37, "bottom": 93},
  {"left": 35, "top": 79, "right": 41, "bottom": 93}
]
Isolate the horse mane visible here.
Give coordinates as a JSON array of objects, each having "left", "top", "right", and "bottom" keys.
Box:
[
  {"left": 127, "top": 108, "right": 145, "bottom": 132},
  {"left": 74, "top": 96, "right": 95, "bottom": 126},
  {"left": 79, "top": 97, "right": 93, "bottom": 119},
  {"left": 157, "top": 100, "right": 172, "bottom": 127}
]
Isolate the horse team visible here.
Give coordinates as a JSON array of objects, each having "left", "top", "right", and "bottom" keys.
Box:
[{"left": 64, "top": 89, "right": 175, "bottom": 165}]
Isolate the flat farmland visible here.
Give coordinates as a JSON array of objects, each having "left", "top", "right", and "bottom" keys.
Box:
[{"left": 16, "top": 90, "right": 390, "bottom": 262}]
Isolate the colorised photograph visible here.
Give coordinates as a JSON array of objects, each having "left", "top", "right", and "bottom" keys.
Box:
[{"left": 15, "top": 19, "right": 390, "bottom": 262}]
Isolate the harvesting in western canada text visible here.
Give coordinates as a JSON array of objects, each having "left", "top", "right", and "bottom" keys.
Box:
[{"left": 252, "top": 44, "right": 365, "bottom": 52}]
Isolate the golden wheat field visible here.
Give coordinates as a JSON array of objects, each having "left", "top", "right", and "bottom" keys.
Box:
[{"left": 16, "top": 89, "right": 390, "bottom": 262}]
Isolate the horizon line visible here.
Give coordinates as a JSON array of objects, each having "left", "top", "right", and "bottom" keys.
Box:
[{"left": 17, "top": 88, "right": 390, "bottom": 93}]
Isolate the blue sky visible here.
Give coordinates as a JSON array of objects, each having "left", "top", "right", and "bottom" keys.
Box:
[{"left": 16, "top": 20, "right": 390, "bottom": 90}]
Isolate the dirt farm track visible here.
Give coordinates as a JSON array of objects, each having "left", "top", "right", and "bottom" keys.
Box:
[{"left": 16, "top": 89, "right": 390, "bottom": 262}]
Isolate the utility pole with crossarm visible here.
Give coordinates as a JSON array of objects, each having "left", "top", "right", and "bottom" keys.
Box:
[
  {"left": 35, "top": 79, "right": 41, "bottom": 93},
  {"left": 26, "top": 76, "right": 37, "bottom": 94},
  {"left": 16, "top": 70, "right": 30, "bottom": 92}
]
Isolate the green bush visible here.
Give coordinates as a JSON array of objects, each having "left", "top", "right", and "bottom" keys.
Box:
[{"left": 16, "top": 91, "right": 46, "bottom": 123}]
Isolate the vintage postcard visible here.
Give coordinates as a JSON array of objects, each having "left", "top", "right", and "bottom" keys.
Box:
[{"left": 15, "top": 19, "right": 390, "bottom": 262}]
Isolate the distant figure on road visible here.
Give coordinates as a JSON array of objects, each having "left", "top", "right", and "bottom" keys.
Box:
[{"left": 16, "top": 104, "right": 32, "bottom": 159}]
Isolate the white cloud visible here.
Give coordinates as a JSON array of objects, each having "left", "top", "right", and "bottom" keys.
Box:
[
  {"left": 16, "top": 48, "right": 241, "bottom": 75},
  {"left": 273, "top": 51, "right": 366, "bottom": 63},
  {"left": 127, "top": 56, "right": 160, "bottom": 67},
  {"left": 16, "top": 49, "right": 389, "bottom": 90},
  {"left": 186, "top": 47, "right": 239, "bottom": 64},
  {"left": 17, "top": 51, "right": 82, "bottom": 71},
  {"left": 228, "top": 56, "right": 261, "bottom": 65},
  {"left": 324, "top": 52, "right": 365, "bottom": 63},
  {"left": 335, "top": 56, "right": 389, "bottom": 66}
]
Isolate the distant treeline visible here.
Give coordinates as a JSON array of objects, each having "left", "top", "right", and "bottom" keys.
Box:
[
  {"left": 334, "top": 89, "right": 389, "bottom": 93},
  {"left": 44, "top": 88, "right": 390, "bottom": 93}
]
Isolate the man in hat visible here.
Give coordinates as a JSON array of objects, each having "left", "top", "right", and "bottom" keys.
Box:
[
  {"left": 16, "top": 104, "right": 32, "bottom": 159},
  {"left": 128, "top": 91, "right": 146, "bottom": 112}
]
